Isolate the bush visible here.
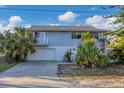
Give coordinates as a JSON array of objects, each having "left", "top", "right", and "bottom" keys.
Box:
[
  {"left": 76, "top": 32, "right": 109, "bottom": 68},
  {"left": 109, "top": 32, "right": 124, "bottom": 64},
  {"left": 98, "top": 55, "right": 109, "bottom": 67},
  {"left": 64, "top": 50, "right": 72, "bottom": 62},
  {"left": 3, "top": 28, "right": 36, "bottom": 63},
  {"left": 110, "top": 48, "right": 124, "bottom": 64}
]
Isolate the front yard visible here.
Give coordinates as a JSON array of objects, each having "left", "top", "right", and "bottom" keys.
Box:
[
  {"left": 58, "top": 63, "right": 124, "bottom": 76},
  {"left": 65, "top": 76, "right": 124, "bottom": 87},
  {"left": 0, "top": 56, "right": 17, "bottom": 73},
  {"left": 58, "top": 63, "right": 124, "bottom": 87},
  {"left": 0, "top": 63, "right": 17, "bottom": 72}
]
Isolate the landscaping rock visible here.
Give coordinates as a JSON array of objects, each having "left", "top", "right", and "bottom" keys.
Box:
[{"left": 57, "top": 63, "right": 78, "bottom": 76}]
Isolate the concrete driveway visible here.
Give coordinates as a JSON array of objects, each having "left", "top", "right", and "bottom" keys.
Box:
[{"left": 0, "top": 62, "right": 72, "bottom": 88}]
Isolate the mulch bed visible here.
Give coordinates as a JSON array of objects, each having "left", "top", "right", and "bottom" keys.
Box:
[
  {"left": 57, "top": 63, "right": 124, "bottom": 87},
  {"left": 57, "top": 63, "right": 124, "bottom": 77}
]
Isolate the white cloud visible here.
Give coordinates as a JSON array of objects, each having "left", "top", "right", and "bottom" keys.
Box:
[
  {"left": 0, "top": 16, "right": 24, "bottom": 33},
  {"left": 0, "top": 24, "right": 5, "bottom": 33},
  {"left": 86, "top": 15, "right": 120, "bottom": 30},
  {"left": 58, "top": 11, "right": 79, "bottom": 22},
  {"left": 0, "top": 19, "right": 7, "bottom": 33},
  {"left": 50, "top": 24, "right": 60, "bottom": 26},
  {"left": 9, "top": 16, "right": 23, "bottom": 27}
]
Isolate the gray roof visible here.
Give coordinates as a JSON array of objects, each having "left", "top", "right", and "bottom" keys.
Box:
[{"left": 28, "top": 25, "right": 108, "bottom": 32}]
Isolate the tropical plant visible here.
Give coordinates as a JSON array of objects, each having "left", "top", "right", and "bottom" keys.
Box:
[
  {"left": 76, "top": 32, "right": 109, "bottom": 68},
  {"left": 64, "top": 49, "right": 72, "bottom": 62},
  {"left": 3, "top": 27, "right": 36, "bottom": 63},
  {"left": 98, "top": 54, "right": 109, "bottom": 67},
  {"left": 110, "top": 33, "right": 124, "bottom": 63},
  {"left": 0, "top": 33, "right": 5, "bottom": 53},
  {"left": 107, "top": 6, "right": 124, "bottom": 63}
]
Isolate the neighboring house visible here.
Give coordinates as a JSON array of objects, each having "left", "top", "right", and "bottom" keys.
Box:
[{"left": 27, "top": 25, "right": 108, "bottom": 62}]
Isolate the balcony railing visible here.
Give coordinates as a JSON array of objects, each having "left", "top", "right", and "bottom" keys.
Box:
[{"left": 35, "top": 38, "right": 48, "bottom": 46}]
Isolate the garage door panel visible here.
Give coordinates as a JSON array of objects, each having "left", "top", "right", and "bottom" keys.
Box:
[{"left": 29, "top": 48, "right": 55, "bottom": 61}]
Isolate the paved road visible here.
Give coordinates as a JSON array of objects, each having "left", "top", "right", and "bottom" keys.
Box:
[{"left": 0, "top": 62, "right": 72, "bottom": 88}]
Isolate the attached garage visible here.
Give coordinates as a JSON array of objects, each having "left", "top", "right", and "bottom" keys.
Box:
[{"left": 27, "top": 47, "right": 56, "bottom": 61}]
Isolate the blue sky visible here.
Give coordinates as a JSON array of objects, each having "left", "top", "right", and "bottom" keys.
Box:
[{"left": 0, "top": 5, "right": 120, "bottom": 31}]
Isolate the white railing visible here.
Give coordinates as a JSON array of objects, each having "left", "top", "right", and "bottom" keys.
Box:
[{"left": 36, "top": 38, "right": 48, "bottom": 45}]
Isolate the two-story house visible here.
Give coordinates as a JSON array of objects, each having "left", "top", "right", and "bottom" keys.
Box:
[{"left": 27, "top": 25, "right": 107, "bottom": 62}]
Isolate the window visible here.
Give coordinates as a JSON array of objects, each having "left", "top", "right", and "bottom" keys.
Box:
[
  {"left": 72, "top": 32, "right": 99, "bottom": 39},
  {"left": 35, "top": 32, "right": 40, "bottom": 38},
  {"left": 72, "top": 32, "right": 82, "bottom": 39},
  {"left": 95, "top": 35, "right": 99, "bottom": 39},
  {"left": 91, "top": 33, "right": 99, "bottom": 39}
]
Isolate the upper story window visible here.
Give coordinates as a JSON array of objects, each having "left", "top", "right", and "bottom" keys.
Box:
[
  {"left": 34, "top": 32, "right": 40, "bottom": 38},
  {"left": 72, "top": 32, "right": 99, "bottom": 39},
  {"left": 72, "top": 32, "right": 82, "bottom": 39},
  {"left": 91, "top": 33, "right": 99, "bottom": 39}
]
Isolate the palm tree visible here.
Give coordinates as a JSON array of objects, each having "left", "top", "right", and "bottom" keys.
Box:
[
  {"left": 76, "top": 32, "right": 109, "bottom": 68},
  {"left": 4, "top": 28, "right": 36, "bottom": 63},
  {"left": 76, "top": 32, "right": 99, "bottom": 67}
]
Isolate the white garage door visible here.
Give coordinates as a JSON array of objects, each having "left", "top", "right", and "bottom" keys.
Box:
[{"left": 28, "top": 48, "right": 55, "bottom": 61}]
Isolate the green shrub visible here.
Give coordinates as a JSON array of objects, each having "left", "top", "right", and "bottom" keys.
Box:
[
  {"left": 76, "top": 32, "right": 109, "bottom": 68},
  {"left": 109, "top": 33, "right": 124, "bottom": 64},
  {"left": 64, "top": 50, "right": 72, "bottom": 62},
  {"left": 110, "top": 48, "right": 124, "bottom": 64},
  {"left": 98, "top": 55, "right": 109, "bottom": 67},
  {"left": 3, "top": 28, "right": 36, "bottom": 63}
]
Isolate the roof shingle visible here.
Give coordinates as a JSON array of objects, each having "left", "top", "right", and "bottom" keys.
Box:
[{"left": 28, "top": 25, "right": 108, "bottom": 32}]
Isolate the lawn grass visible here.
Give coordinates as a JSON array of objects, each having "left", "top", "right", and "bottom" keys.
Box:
[
  {"left": 77, "top": 69, "right": 110, "bottom": 76},
  {"left": 0, "top": 63, "right": 17, "bottom": 72},
  {"left": 73, "top": 69, "right": 110, "bottom": 76}
]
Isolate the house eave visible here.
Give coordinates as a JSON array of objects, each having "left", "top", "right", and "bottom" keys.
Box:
[{"left": 27, "top": 25, "right": 108, "bottom": 32}]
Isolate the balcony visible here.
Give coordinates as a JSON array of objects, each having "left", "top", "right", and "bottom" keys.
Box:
[{"left": 35, "top": 38, "right": 48, "bottom": 46}]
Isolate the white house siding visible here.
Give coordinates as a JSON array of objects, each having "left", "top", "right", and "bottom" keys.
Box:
[
  {"left": 52, "top": 46, "right": 77, "bottom": 61},
  {"left": 46, "top": 32, "right": 82, "bottom": 46},
  {"left": 27, "top": 31, "right": 106, "bottom": 61}
]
